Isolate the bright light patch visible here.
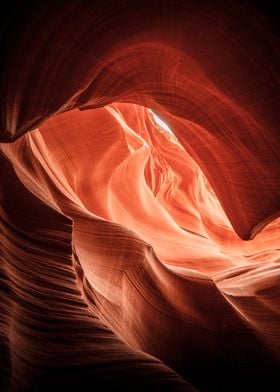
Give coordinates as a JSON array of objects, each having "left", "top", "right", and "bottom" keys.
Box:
[{"left": 149, "top": 110, "right": 174, "bottom": 136}]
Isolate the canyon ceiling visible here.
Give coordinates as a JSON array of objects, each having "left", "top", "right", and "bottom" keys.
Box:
[{"left": 0, "top": 1, "right": 279, "bottom": 391}]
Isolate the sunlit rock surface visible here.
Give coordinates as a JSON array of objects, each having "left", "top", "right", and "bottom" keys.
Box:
[{"left": 0, "top": 1, "right": 279, "bottom": 391}]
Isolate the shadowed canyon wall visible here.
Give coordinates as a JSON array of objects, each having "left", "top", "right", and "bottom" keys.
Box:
[{"left": 0, "top": 1, "right": 279, "bottom": 391}]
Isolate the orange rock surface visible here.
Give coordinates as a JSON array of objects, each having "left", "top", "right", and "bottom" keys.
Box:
[{"left": 1, "top": 1, "right": 279, "bottom": 391}]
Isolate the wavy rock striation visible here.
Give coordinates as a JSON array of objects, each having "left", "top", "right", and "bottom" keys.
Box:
[{"left": 1, "top": 1, "right": 279, "bottom": 391}]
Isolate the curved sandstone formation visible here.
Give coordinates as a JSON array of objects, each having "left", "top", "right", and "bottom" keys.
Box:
[{"left": 0, "top": 1, "right": 279, "bottom": 391}]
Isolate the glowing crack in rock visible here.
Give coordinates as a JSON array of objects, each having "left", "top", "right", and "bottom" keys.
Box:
[
  {"left": 149, "top": 109, "right": 174, "bottom": 135},
  {"left": 0, "top": 1, "right": 279, "bottom": 392}
]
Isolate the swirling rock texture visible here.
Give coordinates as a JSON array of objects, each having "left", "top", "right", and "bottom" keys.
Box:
[{"left": 0, "top": 1, "right": 280, "bottom": 391}]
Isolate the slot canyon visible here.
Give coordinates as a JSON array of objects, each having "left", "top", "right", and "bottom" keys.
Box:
[{"left": 0, "top": 1, "right": 279, "bottom": 391}]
